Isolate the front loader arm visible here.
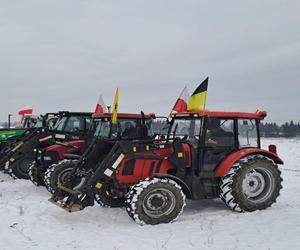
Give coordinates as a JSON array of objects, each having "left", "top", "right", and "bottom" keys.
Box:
[
  {"left": 49, "top": 142, "right": 124, "bottom": 212},
  {"left": 1, "top": 129, "right": 50, "bottom": 170}
]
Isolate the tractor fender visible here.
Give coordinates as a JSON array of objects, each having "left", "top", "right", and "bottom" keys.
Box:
[
  {"left": 214, "top": 148, "right": 284, "bottom": 177},
  {"left": 153, "top": 173, "right": 192, "bottom": 199}
]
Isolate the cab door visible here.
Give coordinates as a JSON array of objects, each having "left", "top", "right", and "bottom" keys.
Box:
[{"left": 199, "top": 118, "right": 236, "bottom": 173}]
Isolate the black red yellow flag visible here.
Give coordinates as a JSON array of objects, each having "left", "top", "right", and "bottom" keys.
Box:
[{"left": 187, "top": 77, "right": 208, "bottom": 111}]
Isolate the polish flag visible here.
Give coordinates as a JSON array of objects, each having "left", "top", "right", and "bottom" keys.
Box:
[
  {"left": 172, "top": 86, "right": 189, "bottom": 113},
  {"left": 18, "top": 105, "right": 33, "bottom": 116},
  {"left": 94, "top": 95, "right": 106, "bottom": 114}
]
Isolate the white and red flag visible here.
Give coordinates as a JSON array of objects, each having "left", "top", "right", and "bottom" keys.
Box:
[
  {"left": 94, "top": 95, "right": 106, "bottom": 114},
  {"left": 18, "top": 105, "right": 33, "bottom": 116},
  {"left": 172, "top": 86, "right": 189, "bottom": 113}
]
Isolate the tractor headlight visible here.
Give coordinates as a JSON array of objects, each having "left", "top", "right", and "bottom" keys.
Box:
[{"left": 43, "top": 156, "right": 52, "bottom": 161}]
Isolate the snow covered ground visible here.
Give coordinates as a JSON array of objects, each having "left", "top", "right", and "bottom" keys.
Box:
[{"left": 0, "top": 138, "right": 299, "bottom": 250}]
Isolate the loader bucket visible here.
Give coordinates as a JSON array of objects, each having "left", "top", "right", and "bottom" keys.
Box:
[{"left": 48, "top": 182, "right": 95, "bottom": 212}]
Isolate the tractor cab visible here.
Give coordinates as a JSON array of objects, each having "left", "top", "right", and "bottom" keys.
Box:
[
  {"left": 74, "top": 112, "right": 156, "bottom": 167},
  {"left": 92, "top": 113, "right": 155, "bottom": 140},
  {"left": 51, "top": 111, "right": 93, "bottom": 138},
  {"left": 22, "top": 113, "right": 59, "bottom": 130},
  {"left": 168, "top": 110, "right": 267, "bottom": 174}
]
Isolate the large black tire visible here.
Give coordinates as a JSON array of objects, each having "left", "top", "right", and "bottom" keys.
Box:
[
  {"left": 28, "top": 161, "right": 45, "bottom": 186},
  {"left": 219, "top": 155, "right": 282, "bottom": 212},
  {"left": 11, "top": 157, "right": 35, "bottom": 179},
  {"left": 125, "top": 178, "right": 186, "bottom": 225},
  {"left": 94, "top": 185, "right": 125, "bottom": 208},
  {"left": 44, "top": 160, "right": 83, "bottom": 194}
]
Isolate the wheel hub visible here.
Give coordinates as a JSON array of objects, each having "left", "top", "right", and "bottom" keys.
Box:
[
  {"left": 242, "top": 171, "right": 265, "bottom": 198},
  {"left": 241, "top": 167, "right": 275, "bottom": 203},
  {"left": 59, "top": 168, "right": 86, "bottom": 190},
  {"left": 142, "top": 188, "right": 176, "bottom": 219},
  {"left": 147, "top": 193, "right": 166, "bottom": 209}
]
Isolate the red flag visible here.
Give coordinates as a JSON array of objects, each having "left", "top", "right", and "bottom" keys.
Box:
[
  {"left": 172, "top": 86, "right": 189, "bottom": 113},
  {"left": 94, "top": 95, "right": 106, "bottom": 114},
  {"left": 18, "top": 105, "right": 33, "bottom": 115}
]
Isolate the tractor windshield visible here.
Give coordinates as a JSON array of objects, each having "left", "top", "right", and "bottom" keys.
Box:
[
  {"left": 169, "top": 117, "right": 201, "bottom": 143},
  {"left": 53, "top": 117, "right": 67, "bottom": 131},
  {"left": 52, "top": 116, "right": 91, "bottom": 133},
  {"left": 94, "top": 118, "right": 154, "bottom": 139}
]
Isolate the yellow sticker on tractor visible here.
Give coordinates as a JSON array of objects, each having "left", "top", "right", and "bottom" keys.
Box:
[
  {"left": 95, "top": 182, "right": 103, "bottom": 189},
  {"left": 133, "top": 147, "right": 137, "bottom": 152},
  {"left": 178, "top": 152, "right": 183, "bottom": 158}
]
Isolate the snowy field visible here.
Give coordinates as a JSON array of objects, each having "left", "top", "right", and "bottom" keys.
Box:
[{"left": 0, "top": 138, "right": 299, "bottom": 250}]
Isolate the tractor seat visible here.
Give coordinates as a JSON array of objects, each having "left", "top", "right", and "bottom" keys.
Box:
[{"left": 64, "top": 154, "right": 81, "bottom": 160}]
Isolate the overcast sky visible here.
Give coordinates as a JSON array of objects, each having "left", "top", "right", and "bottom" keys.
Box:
[{"left": 0, "top": 0, "right": 299, "bottom": 124}]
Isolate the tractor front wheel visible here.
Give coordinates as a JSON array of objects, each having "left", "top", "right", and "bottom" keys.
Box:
[
  {"left": 44, "top": 160, "right": 81, "bottom": 194},
  {"left": 11, "top": 157, "right": 35, "bottom": 179},
  {"left": 125, "top": 178, "right": 186, "bottom": 225},
  {"left": 219, "top": 155, "right": 282, "bottom": 212},
  {"left": 94, "top": 185, "right": 125, "bottom": 208}
]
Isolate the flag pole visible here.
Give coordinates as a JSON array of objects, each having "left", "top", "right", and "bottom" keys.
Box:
[{"left": 200, "top": 87, "right": 208, "bottom": 137}]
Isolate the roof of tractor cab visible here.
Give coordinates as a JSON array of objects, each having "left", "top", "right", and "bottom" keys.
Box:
[
  {"left": 172, "top": 110, "right": 267, "bottom": 120},
  {"left": 58, "top": 111, "right": 93, "bottom": 116},
  {"left": 92, "top": 112, "right": 156, "bottom": 119}
]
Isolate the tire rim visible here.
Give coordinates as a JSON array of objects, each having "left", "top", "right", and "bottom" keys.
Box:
[
  {"left": 242, "top": 167, "right": 275, "bottom": 203},
  {"left": 58, "top": 167, "right": 86, "bottom": 190},
  {"left": 142, "top": 188, "right": 176, "bottom": 219}
]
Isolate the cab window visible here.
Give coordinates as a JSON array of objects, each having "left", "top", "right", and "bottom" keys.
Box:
[
  {"left": 115, "top": 119, "right": 153, "bottom": 139},
  {"left": 170, "top": 118, "right": 201, "bottom": 143},
  {"left": 94, "top": 118, "right": 154, "bottom": 139},
  {"left": 64, "top": 116, "right": 85, "bottom": 133},
  {"left": 54, "top": 117, "right": 67, "bottom": 131},
  {"left": 238, "top": 119, "right": 258, "bottom": 148},
  {"left": 94, "top": 120, "right": 110, "bottom": 138},
  {"left": 205, "top": 118, "right": 234, "bottom": 147}
]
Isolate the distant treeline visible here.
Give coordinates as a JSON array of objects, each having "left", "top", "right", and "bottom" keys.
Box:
[
  {"left": 260, "top": 121, "right": 300, "bottom": 138},
  {"left": 152, "top": 120, "right": 300, "bottom": 138}
]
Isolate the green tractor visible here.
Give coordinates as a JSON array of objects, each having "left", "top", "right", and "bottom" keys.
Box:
[
  {"left": 0, "top": 116, "right": 36, "bottom": 138},
  {"left": 0, "top": 116, "right": 41, "bottom": 150}
]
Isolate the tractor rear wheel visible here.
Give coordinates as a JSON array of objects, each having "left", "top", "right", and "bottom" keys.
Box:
[
  {"left": 94, "top": 185, "right": 125, "bottom": 208},
  {"left": 44, "top": 160, "right": 82, "bottom": 194},
  {"left": 219, "top": 155, "right": 282, "bottom": 212},
  {"left": 11, "top": 157, "right": 34, "bottom": 179},
  {"left": 125, "top": 178, "right": 186, "bottom": 225}
]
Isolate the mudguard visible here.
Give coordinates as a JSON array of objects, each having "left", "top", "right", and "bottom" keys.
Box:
[
  {"left": 154, "top": 173, "right": 192, "bottom": 198},
  {"left": 214, "top": 148, "right": 284, "bottom": 177}
]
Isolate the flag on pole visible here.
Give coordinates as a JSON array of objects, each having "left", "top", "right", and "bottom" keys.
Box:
[
  {"left": 18, "top": 105, "right": 33, "bottom": 116},
  {"left": 94, "top": 95, "right": 106, "bottom": 114},
  {"left": 187, "top": 77, "right": 209, "bottom": 111},
  {"left": 112, "top": 88, "right": 119, "bottom": 124},
  {"left": 172, "top": 86, "right": 189, "bottom": 113}
]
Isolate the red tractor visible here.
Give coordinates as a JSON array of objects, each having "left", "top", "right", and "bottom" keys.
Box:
[
  {"left": 43, "top": 112, "right": 156, "bottom": 194},
  {"left": 50, "top": 110, "right": 283, "bottom": 225}
]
